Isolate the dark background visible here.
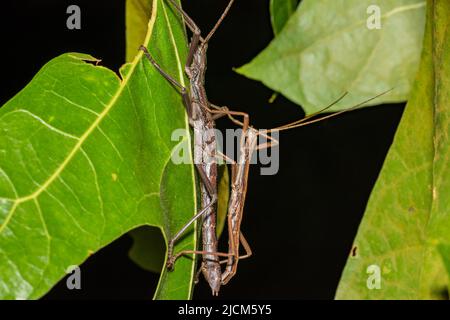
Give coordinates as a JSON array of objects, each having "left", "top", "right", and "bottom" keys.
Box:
[{"left": 0, "top": 0, "right": 405, "bottom": 299}]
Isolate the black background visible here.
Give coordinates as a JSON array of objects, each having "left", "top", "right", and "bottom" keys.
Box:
[{"left": 0, "top": 0, "right": 405, "bottom": 299}]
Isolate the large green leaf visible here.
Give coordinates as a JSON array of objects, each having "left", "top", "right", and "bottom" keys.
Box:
[
  {"left": 0, "top": 0, "right": 198, "bottom": 300},
  {"left": 270, "top": 0, "right": 299, "bottom": 35},
  {"left": 336, "top": 0, "right": 450, "bottom": 299},
  {"left": 238, "top": 0, "right": 426, "bottom": 114}
]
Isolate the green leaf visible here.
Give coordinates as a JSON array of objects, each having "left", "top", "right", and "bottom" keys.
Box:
[
  {"left": 128, "top": 226, "right": 166, "bottom": 274},
  {"left": 216, "top": 164, "right": 229, "bottom": 238},
  {"left": 0, "top": 0, "right": 198, "bottom": 300},
  {"left": 238, "top": 0, "right": 426, "bottom": 114},
  {"left": 336, "top": 0, "right": 450, "bottom": 299},
  {"left": 270, "top": 0, "right": 299, "bottom": 35},
  {"left": 126, "top": 0, "right": 154, "bottom": 62}
]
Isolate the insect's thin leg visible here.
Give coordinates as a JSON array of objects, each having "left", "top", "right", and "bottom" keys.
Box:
[
  {"left": 140, "top": 45, "right": 183, "bottom": 89},
  {"left": 210, "top": 108, "right": 274, "bottom": 150},
  {"left": 166, "top": 164, "right": 217, "bottom": 268},
  {"left": 221, "top": 232, "right": 252, "bottom": 285},
  {"left": 209, "top": 105, "right": 251, "bottom": 123},
  {"left": 221, "top": 217, "right": 238, "bottom": 284},
  {"left": 255, "top": 131, "right": 279, "bottom": 151},
  {"left": 167, "top": 0, "right": 235, "bottom": 45},
  {"left": 209, "top": 103, "right": 223, "bottom": 111},
  {"left": 194, "top": 164, "right": 216, "bottom": 197},
  {"left": 165, "top": 0, "right": 204, "bottom": 40},
  {"left": 216, "top": 151, "right": 235, "bottom": 165},
  {"left": 208, "top": 104, "right": 244, "bottom": 127},
  {"left": 163, "top": 0, "right": 204, "bottom": 68},
  {"left": 208, "top": 106, "right": 249, "bottom": 135},
  {"left": 149, "top": 1, "right": 203, "bottom": 80},
  {"left": 166, "top": 195, "right": 217, "bottom": 269},
  {"left": 168, "top": 249, "right": 233, "bottom": 270},
  {"left": 215, "top": 108, "right": 250, "bottom": 153},
  {"left": 204, "top": 0, "right": 236, "bottom": 43},
  {"left": 238, "top": 231, "right": 253, "bottom": 260},
  {"left": 208, "top": 104, "right": 230, "bottom": 121},
  {"left": 211, "top": 111, "right": 228, "bottom": 121},
  {"left": 218, "top": 232, "right": 253, "bottom": 264},
  {"left": 186, "top": 31, "right": 201, "bottom": 70},
  {"left": 194, "top": 264, "right": 203, "bottom": 284},
  {"left": 139, "top": 45, "right": 192, "bottom": 117},
  {"left": 211, "top": 104, "right": 276, "bottom": 152}
]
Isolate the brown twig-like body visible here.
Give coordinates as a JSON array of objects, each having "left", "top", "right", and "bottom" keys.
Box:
[{"left": 140, "top": 0, "right": 236, "bottom": 295}]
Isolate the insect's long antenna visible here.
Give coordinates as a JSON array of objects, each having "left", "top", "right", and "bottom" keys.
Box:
[
  {"left": 204, "top": 0, "right": 235, "bottom": 43},
  {"left": 267, "top": 88, "right": 394, "bottom": 133},
  {"left": 222, "top": 89, "right": 393, "bottom": 132},
  {"left": 275, "top": 91, "right": 349, "bottom": 130}
]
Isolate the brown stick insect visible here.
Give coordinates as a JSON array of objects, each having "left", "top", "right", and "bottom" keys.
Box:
[
  {"left": 215, "top": 89, "right": 393, "bottom": 285},
  {"left": 139, "top": 0, "right": 241, "bottom": 296},
  {"left": 164, "top": 88, "right": 392, "bottom": 291},
  {"left": 140, "top": 0, "right": 393, "bottom": 296}
]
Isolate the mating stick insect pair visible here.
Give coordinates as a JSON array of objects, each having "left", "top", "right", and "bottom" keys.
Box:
[{"left": 140, "top": 0, "right": 391, "bottom": 296}]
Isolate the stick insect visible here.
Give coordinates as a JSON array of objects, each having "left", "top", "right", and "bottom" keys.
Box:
[
  {"left": 216, "top": 89, "right": 393, "bottom": 285},
  {"left": 139, "top": 0, "right": 241, "bottom": 295}
]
